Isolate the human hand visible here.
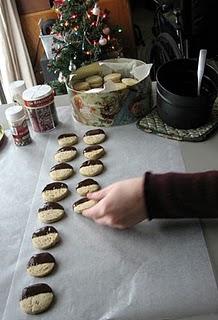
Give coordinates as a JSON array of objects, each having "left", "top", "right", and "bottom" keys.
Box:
[{"left": 82, "top": 177, "right": 148, "bottom": 229}]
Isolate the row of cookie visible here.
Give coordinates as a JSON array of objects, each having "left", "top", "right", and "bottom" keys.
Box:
[
  {"left": 20, "top": 129, "right": 107, "bottom": 314},
  {"left": 73, "top": 73, "right": 138, "bottom": 91},
  {"left": 72, "top": 129, "right": 107, "bottom": 213}
]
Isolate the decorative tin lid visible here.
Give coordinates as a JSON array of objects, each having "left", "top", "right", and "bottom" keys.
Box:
[{"left": 22, "top": 85, "right": 53, "bottom": 101}]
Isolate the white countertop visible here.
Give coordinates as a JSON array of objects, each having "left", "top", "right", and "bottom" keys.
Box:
[{"left": 0, "top": 96, "right": 218, "bottom": 320}]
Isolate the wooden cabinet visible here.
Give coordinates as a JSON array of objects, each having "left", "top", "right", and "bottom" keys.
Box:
[{"left": 99, "top": 0, "right": 136, "bottom": 57}]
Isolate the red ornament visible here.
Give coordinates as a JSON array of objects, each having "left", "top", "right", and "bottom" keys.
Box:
[
  {"left": 54, "top": 0, "right": 64, "bottom": 6},
  {"left": 103, "top": 27, "right": 110, "bottom": 35}
]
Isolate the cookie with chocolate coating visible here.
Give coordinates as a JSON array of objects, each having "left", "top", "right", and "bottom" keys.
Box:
[
  {"left": 50, "top": 163, "right": 74, "bottom": 181},
  {"left": 54, "top": 146, "right": 77, "bottom": 162},
  {"left": 19, "top": 283, "right": 54, "bottom": 314},
  {"left": 83, "top": 145, "right": 104, "bottom": 160},
  {"left": 26, "top": 252, "right": 56, "bottom": 277},
  {"left": 83, "top": 129, "right": 106, "bottom": 145},
  {"left": 58, "top": 133, "right": 78, "bottom": 147},
  {"left": 76, "top": 178, "right": 100, "bottom": 196},
  {"left": 80, "top": 160, "right": 104, "bottom": 177},
  {"left": 42, "top": 182, "right": 69, "bottom": 202},
  {"left": 32, "top": 226, "right": 59, "bottom": 250},
  {"left": 38, "top": 202, "right": 65, "bottom": 223},
  {"left": 73, "top": 197, "right": 97, "bottom": 214}
]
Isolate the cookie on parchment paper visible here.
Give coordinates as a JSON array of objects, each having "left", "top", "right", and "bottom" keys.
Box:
[
  {"left": 26, "top": 252, "right": 56, "bottom": 277},
  {"left": 42, "top": 182, "right": 69, "bottom": 202},
  {"left": 32, "top": 226, "right": 60, "bottom": 250},
  {"left": 49, "top": 163, "right": 74, "bottom": 181},
  {"left": 83, "top": 145, "right": 105, "bottom": 160},
  {"left": 54, "top": 146, "right": 77, "bottom": 162},
  {"left": 38, "top": 202, "right": 65, "bottom": 223},
  {"left": 73, "top": 197, "right": 97, "bottom": 214},
  {"left": 19, "top": 283, "right": 54, "bottom": 314},
  {"left": 83, "top": 129, "right": 106, "bottom": 145},
  {"left": 58, "top": 133, "right": 78, "bottom": 147},
  {"left": 79, "top": 160, "right": 104, "bottom": 177},
  {"left": 76, "top": 178, "right": 100, "bottom": 196}
]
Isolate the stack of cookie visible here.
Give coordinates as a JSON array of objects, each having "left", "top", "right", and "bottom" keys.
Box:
[
  {"left": 73, "top": 72, "right": 138, "bottom": 92},
  {"left": 19, "top": 128, "right": 107, "bottom": 315}
]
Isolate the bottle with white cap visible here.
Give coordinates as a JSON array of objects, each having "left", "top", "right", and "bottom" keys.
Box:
[
  {"left": 5, "top": 105, "right": 31, "bottom": 146},
  {"left": 9, "top": 80, "right": 28, "bottom": 118}
]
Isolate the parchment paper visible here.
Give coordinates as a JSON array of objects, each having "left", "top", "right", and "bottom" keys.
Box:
[{"left": 2, "top": 106, "right": 218, "bottom": 320}]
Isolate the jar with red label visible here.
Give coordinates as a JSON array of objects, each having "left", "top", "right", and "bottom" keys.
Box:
[
  {"left": 5, "top": 105, "right": 31, "bottom": 146},
  {"left": 22, "top": 85, "right": 59, "bottom": 133}
]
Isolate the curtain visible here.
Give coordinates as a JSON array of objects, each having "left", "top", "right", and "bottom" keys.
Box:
[{"left": 0, "top": 0, "right": 36, "bottom": 102}]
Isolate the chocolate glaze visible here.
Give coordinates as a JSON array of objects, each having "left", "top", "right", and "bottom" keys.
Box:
[
  {"left": 27, "top": 252, "right": 55, "bottom": 267},
  {"left": 83, "top": 145, "right": 104, "bottom": 153},
  {"left": 84, "top": 129, "right": 105, "bottom": 136},
  {"left": 32, "top": 226, "right": 58, "bottom": 239},
  {"left": 58, "top": 133, "right": 77, "bottom": 139},
  {"left": 42, "top": 182, "right": 68, "bottom": 192},
  {"left": 50, "top": 163, "right": 73, "bottom": 172},
  {"left": 73, "top": 197, "right": 90, "bottom": 208},
  {"left": 76, "top": 179, "right": 99, "bottom": 189},
  {"left": 80, "top": 160, "right": 103, "bottom": 168},
  {"left": 38, "top": 202, "right": 64, "bottom": 212},
  {"left": 57, "top": 146, "right": 77, "bottom": 153},
  {"left": 21, "top": 283, "right": 52, "bottom": 300}
]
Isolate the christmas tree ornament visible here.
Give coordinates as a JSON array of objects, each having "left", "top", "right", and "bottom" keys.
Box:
[
  {"left": 99, "top": 36, "right": 107, "bottom": 46},
  {"left": 58, "top": 72, "right": 66, "bottom": 83},
  {"left": 103, "top": 27, "right": 110, "bottom": 35},
  {"left": 48, "top": 0, "right": 123, "bottom": 77},
  {"left": 91, "top": 3, "right": 100, "bottom": 16},
  {"left": 69, "top": 60, "right": 77, "bottom": 72}
]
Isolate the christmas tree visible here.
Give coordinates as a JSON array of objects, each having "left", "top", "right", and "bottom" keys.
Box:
[{"left": 49, "top": 0, "right": 123, "bottom": 78}]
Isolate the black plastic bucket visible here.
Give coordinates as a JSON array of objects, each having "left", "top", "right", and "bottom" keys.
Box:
[{"left": 156, "top": 59, "right": 218, "bottom": 129}]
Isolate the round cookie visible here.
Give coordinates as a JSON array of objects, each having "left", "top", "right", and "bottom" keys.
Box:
[
  {"left": 73, "top": 81, "right": 90, "bottom": 91},
  {"left": 76, "top": 178, "right": 100, "bottom": 196},
  {"left": 113, "top": 82, "right": 127, "bottom": 91},
  {"left": 83, "top": 129, "right": 106, "bottom": 145},
  {"left": 85, "top": 75, "right": 103, "bottom": 88},
  {"left": 80, "top": 160, "right": 104, "bottom": 177},
  {"left": 20, "top": 283, "right": 54, "bottom": 314},
  {"left": 54, "top": 146, "right": 77, "bottom": 162},
  {"left": 26, "top": 252, "right": 56, "bottom": 277},
  {"left": 83, "top": 145, "right": 105, "bottom": 160},
  {"left": 73, "top": 197, "right": 97, "bottom": 214},
  {"left": 32, "top": 226, "right": 59, "bottom": 250},
  {"left": 38, "top": 202, "right": 65, "bottom": 223},
  {"left": 42, "top": 182, "right": 69, "bottom": 202},
  {"left": 104, "top": 73, "right": 121, "bottom": 83},
  {"left": 49, "top": 163, "right": 74, "bottom": 181},
  {"left": 58, "top": 133, "right": 78, "bottom": 147},
  {"left": 121, "top": 77, "right": 138, "bottom": 86}
]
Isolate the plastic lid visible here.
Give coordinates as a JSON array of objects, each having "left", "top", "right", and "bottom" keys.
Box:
[
  {"left": 9, "top": 80, "right": 26, "bottom": 97},
  {"left": 5, "top": 105, "right": 25, "bottom": 122},
  {"left": 22, "top": 85, "right": 53, "bottom": 101}
]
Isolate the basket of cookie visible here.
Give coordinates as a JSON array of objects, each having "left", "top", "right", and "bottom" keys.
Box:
[{"left": 66, "top": 58, "right": 152, "bottom": 127}]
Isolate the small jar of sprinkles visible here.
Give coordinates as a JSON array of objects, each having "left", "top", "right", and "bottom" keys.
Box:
[
  {"left": 22, "top": 85, "right": 59, "bottom": 133},
  {"left": 5, "top": 105, "right": 31, "bottom": 146}
]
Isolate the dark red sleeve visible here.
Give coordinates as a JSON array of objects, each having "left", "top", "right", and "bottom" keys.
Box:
[{"left": 144, "top": 171, "right": 218, "bottom": 219}]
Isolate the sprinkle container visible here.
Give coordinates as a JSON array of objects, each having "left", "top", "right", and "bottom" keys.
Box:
[{"left": 22, "top": 85, "right": 58, "bottom": 132}]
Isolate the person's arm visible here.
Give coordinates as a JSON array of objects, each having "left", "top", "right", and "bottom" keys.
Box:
[
  {"left": 145, "top": 170, "right": 218, "bottom": 219},
  {"left": 83, "top": 171, "right": 218, "bottom": 229}
]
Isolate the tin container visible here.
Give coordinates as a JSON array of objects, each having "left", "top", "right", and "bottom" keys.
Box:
[
  {"left": 22, "top": 85, "right": 58, "bottom": 132},
  {"left": 67, "top": 58, "right": 152, "bottom": 127}
]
